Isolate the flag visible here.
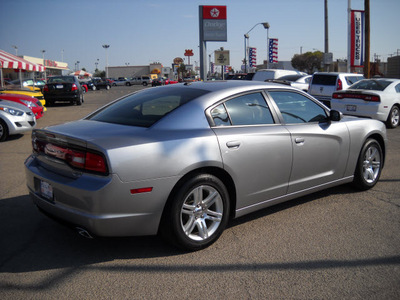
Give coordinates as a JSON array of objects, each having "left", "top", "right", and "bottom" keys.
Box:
[
  {"left": 269, "top": 38, "right": 278, "bottom": 63},
  {"left": 248, "top": 47, "right": 257, "bottom": 67}
]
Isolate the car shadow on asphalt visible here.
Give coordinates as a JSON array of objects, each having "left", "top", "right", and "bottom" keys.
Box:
[{"left": 0, "top": 183, "right": 382, "bottom": 274}]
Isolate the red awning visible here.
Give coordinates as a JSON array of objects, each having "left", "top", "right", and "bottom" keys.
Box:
[{"left": 0, "top": 49, "right": 45, "bottom": 72}]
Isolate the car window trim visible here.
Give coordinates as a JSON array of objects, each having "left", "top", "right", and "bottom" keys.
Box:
[{"left": 206, "top": 89, "right": 281, "bottom": 128}]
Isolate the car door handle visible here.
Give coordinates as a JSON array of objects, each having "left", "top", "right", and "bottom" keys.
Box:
[
  {"left": 226, "top": 141, "right": 241, "bottom": 149},
  {"left": 295, "top": 137, "right": 305, "bottom": 144}
]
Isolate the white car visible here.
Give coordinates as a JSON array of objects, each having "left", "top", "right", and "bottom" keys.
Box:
[
  {"left": 0, "top": 99, "right": 36, "bottom": 141},
  {"left": 308, "top": 72, "right": 365, "bottom": 107},
  {"left": 331, "top": 78, "right": 400, "bottom": 128}
]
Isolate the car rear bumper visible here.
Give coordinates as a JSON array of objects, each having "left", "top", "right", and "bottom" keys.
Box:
[{"left": 24, "top": 155, "right": 177, "bottom": 237}]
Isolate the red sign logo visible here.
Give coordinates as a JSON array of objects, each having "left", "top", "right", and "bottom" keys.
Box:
[
  {"left": 184, "top": 49, "right": 194, "bottom": 57},
  {"left": 202, "top": 6, "right": 227, "bottom": 19}
]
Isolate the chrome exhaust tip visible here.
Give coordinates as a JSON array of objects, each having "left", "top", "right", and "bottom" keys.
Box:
[{"left": 76, "top": 227, "right": 94, "bottom": 239}]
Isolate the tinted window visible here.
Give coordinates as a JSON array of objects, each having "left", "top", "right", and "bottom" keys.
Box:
[
  {"left": 311, "top": 75, "right": 337, "bottom": 86},
  {"left": 211, "top": 93, "right": 274, "bottom": 126},
  {"left": 345, "top": 76, "right": 364, "bottom": 85},
  {"left": 350, "top": 80, "right": 392, "bottom": 91},
  {"left": 278, "top": 75, "right": 303, "bottom": 81},
  {"left": 395, "top": 84, "right": 400, "bottom": 93},
  {"left": 269, "top": 91, "right": 328, "bottom": 124},
  {"left": 88, "top": 87, "right": 209, "bottom": 127}
]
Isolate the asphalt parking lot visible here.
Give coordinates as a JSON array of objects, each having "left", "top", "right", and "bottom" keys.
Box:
[{"left": 0, "top": 85, "right": 399, "bottom": 299}]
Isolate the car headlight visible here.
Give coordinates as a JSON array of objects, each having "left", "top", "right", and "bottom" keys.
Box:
[
  {"left": 0, "top": 106, "right": 25, "bottom": 116},
  {"left": 20, "top": 100, "right": 37, "bottom": 108}
]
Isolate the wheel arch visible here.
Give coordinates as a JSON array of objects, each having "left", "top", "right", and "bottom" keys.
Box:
[{"left": 158, "top": 166, "right": 237, "bottom": 232}]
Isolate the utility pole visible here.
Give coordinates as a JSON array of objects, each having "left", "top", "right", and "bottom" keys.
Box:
[
  {"left": 364, "top": 0, "right": 370, "bottom": 78},
  {"left": 324, "top": 0, "right": 329, "bottom": 71}
]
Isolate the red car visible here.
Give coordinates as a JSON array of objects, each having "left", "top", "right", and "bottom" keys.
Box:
[{"left": 0, "top": 93, "right": 45, "bottom": 119}]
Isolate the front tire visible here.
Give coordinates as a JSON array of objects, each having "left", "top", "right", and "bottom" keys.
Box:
[
  {"left": 353, "top": 139, "right": 383, "bottom": 190},
  {"left": 386, "top": 105, "right": 399, "bottom": 128},
  {"left": 160, "top": 174, "right": 230, "bottom": 251},
  {"left": 0, "top": 119, "right": 9, "bottom": 142}
]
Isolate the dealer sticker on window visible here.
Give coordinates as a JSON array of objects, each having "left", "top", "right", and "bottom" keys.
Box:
[{"left": 40, "top": 180, "right": 53, "bottom": 200}]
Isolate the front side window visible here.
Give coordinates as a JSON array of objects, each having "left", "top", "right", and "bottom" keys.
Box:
[
  {"left": 269, "top": 91, "right": 328, "bottom": 124},
  {"left": 211, "top": 93, "right": 274, "bottom": 126}
]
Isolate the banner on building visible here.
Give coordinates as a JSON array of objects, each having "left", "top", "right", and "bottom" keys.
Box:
[
  {"left": 269, "top": 38, "right": 278, "bottom": 63},
  {"left": 248, "top": 47, "right": 257, "bottom": 67},
  {"left": 350, "top": 10, "right": 365, "bottom": 67}
]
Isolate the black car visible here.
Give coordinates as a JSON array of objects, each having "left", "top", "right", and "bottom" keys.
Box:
[
  {"left": 91, "top": 78, "right": 111, "bottom": 90},
  {"left": 43, "top": 76, "right": 84, "bottom": 106}
]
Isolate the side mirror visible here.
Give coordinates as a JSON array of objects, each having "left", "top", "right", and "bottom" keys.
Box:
[{"left": 329, "top": 110, "right": 343, "bottom": 122}]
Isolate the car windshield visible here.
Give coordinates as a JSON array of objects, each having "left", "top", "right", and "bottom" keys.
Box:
[
  {"left": 87, "top": 86, "right": 209, "bottom": 127},
  {"left": 48, "top": 76, "right": 75, "bottom": 83},
  {"left": 349, "top": 80, "right": 392, "bottom": 91}
]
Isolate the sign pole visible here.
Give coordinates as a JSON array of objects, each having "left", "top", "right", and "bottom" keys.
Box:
[{"left": 199, "top": 6, "right": 207, "bottom": 81}]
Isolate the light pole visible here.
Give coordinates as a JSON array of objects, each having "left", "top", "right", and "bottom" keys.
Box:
[
  {"left": 95, "top": 59, "right": 99, "bottom": 72},
  {"left": 244, "top": 22, "right": 269, "bottom": 73},
  {"left": 41, "top": 50, "right": 46, "bottom": 81},
  {"left": 76, "top": 61, "right": 80, "bottom": 71},
  {"left": 102, "top": 44, "right": 110, "bottom": 78},
  {"left": 12, "top": 45, "right": 18, "bottom": 56}
]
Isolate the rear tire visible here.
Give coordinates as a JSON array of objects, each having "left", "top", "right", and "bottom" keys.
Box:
[
  {"left": 386, "top": 105, "right": 399, "bottom": 128},
  {"left": 353, "top": 139, "right": 383, "bottom": 190},
  {"left": 160, "top": 174, "right": 230, "bottom": 251},
  {"left": 0, "top": 119, "right": 9, "bottom": 142}
]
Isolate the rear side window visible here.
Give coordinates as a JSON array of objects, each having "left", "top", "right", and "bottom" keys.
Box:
[
  {"left": 88, "top": 87, "right": 209, "bottom": 127},
  {"left": 345, "top": 76, "right": 364, "bottom": 85},
  {"left": 311, "top": 75, "right": 337, "bottom": 86}
]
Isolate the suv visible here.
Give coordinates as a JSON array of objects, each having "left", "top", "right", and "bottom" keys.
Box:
[
  {"left": 129, "top": 76, "right": 153, "bottom": 86},
  {"left": 308, "top": 72, "right": 365, "bottom": 107},
  {"left": 251, "top": 69, "right": 307, "bottom": 82}
]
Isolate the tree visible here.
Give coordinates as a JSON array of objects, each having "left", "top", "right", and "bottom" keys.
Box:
[{"left": 291, "top": 51, "right": 323, "bottom": 74}]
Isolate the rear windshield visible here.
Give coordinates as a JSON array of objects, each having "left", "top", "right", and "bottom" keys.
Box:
[
  {"left": 48, "top": 76, "right": 75, "bottom": 83},
  {"left": 350, "top": 80, "right": 392, "bottom": 91},
  {"left": 87, "top": 86, "right": 209, "bottom": 127},
  {"left": 311, "top": 75, "right": 337, "bottom": 86}
]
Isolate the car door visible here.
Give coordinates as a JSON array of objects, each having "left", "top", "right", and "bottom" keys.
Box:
[
  {"left": 267, "top": 90, "right": 350, "bottom": 193},
  {"left": 209, "top": 91, "right": 293, "bottom": 210}
]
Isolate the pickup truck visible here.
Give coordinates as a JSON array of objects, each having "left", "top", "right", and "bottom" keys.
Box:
[{"left": 43, "top": 76, "right": 84, "bottom": 106}]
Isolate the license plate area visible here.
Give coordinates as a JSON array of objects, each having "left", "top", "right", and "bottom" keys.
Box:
[
  {"left": 346, "top": 105, "right": 357, "bottom": 112},
  {"left": 56, "top": 84, "right": 64, "bottom": 89},
  {"left": 40, "top": 180, "right": 54, "bottom": 201}
]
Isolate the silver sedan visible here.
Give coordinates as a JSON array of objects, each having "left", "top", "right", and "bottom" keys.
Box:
[{"left": 25, "top": 81, "right": 387, "bottom": 250}]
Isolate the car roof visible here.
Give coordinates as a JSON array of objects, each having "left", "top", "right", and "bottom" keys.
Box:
[{"left": 312, "top": 72, "right": 363, "bottom": 76}]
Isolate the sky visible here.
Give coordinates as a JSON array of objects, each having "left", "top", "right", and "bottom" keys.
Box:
[{"left": 1, "top": 0, "right": 399, "bottom": 73}]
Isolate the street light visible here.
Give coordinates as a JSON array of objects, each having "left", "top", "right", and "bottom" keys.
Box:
[
  {"left": 244, "top": 22, "right": 269, "bottom": 72},
  {"left": 11, "top": 45, "right": 18, "bottom": 56},
  {"left": 41, "top": 50, "right": 46, "bottom": 81},
  {"left": 76, "top": 61, "right": 80, "bottom": 71},
  {"left": 102, "top": 44, "right": 110, "bottom": 78},
  {"left": 95, "top": 59, "right": 99, "bottom": 71}
]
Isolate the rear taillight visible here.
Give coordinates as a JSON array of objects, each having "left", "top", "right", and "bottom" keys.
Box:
[
  {"left": 43, "top": 85, "right": 49, "bottom": 92},
  {"left": 337, "top": 79, "right": 343, "bottom": 90},
  {"left": 71, "top": 83, "right": 78, "bottom": 92},
  {"left": 332, "top": 93, "right": 380, "bottom": 102},
  {"left": 33, "top": 139, "right": 108, "bottom": 175}
]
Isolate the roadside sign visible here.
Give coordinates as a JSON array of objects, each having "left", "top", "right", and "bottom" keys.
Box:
[{"left": 214, "top": 50, "right": 230, "bottom": 66}]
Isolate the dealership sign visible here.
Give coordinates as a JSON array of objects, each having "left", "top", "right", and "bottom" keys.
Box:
[
  {"left": 200, "top": 6, "right": 227, "bottom": 41},
  {"left": 350, "top": 10, "right": 365, "bottom": 67}
]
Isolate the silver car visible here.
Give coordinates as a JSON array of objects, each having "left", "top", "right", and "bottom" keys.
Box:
[
  {"left": 0, "top": 99, "right": 36, "bottom": 141},
  {"left": 25, "top": 81, "right": 387, "bottom": 250}
]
